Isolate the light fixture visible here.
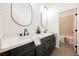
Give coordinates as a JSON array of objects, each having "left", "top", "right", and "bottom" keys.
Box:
[{"left": 41, "top": 6, "right": 47, "bottom": 13}]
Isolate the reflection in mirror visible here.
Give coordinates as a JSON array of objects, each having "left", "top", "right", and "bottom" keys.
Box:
[
  {"left": 11, "top": 3, "right": 33, "bottom": 27},
  {"left": 41, "top": 6, "right": 48, "bottom": 28}
]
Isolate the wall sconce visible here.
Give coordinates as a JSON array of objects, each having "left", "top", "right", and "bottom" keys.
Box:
[{"left": 41, "top": 6, "right": 47, "bottom": 13}]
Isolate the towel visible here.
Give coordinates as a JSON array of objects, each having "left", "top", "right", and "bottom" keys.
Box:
[{"left": 33, "top": 37, "right": 41, "bottom": 46}]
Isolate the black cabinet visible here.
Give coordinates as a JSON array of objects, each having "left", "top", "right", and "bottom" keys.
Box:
[
  {"left": 36, "top": 45, "right": 44, "bottom": 56},
  {"left": 43, "top": 40, "right": 51, "bottom": 55},
  {"left": 10, "top": 42, "right": 36, "bottom": 56},
  {"left": 36, "top": 34, "right": 56, "bottom": 56},
  {"left": 0, "top": 42, "right": 36, "bottom": 56},
  {"left": 0, "top": 34, "right": 56, "bottom": 56}
]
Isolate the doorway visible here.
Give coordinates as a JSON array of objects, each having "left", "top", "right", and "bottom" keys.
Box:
[{"left": 59, "top": 8, "right": 77, "bottom": 54}]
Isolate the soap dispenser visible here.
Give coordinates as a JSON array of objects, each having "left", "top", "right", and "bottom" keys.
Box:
[{"left": 36, "top": 26, "right": 41, "bottom": 34}]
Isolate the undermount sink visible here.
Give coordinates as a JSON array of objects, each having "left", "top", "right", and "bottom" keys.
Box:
[
  {"left": 18, "top": 35, "right": 32, "bottom": 40},
  {"left": 29, "top": 33, "right": 53, "bottom": 39},
  {"left": 1, "top": 35, "right": 33, "bottom": 51},
  {"left": 18, "top": 35, "right": 41, "bottom": 46}
]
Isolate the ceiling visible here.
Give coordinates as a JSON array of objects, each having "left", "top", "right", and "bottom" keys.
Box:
[{"left": 41, "top": 3, "right": 78, "bottom": 13}]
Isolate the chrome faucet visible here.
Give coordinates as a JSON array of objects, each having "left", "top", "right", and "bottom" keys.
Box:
[
  {"left": 44, "top": 29, "right": 47, "bottom": 33},
  {"left": 24, "top": 28, "right": 28, "bottom": 36}
]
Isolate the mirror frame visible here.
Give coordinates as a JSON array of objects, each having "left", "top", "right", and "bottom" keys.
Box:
[
  {"left": 41, "top": 6, "right": 48, "bottom": 28},
  {"left": 11, "top": 3, "right": 33, "bottom": 27}
]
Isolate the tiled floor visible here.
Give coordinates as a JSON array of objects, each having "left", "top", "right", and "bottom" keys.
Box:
[{"left": 50, "top": 42, "right": 76, "bottom": 56}]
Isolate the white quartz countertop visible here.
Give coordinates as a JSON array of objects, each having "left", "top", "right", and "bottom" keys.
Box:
[
  {"left": 31, "top": 33, "right": 54, "bottom": 39},
  {"left": 0, "top": 33, "right": 54, "bottom": 53},
  {"left": 0, "top": 36, "right": 33, "bottom": 53}
]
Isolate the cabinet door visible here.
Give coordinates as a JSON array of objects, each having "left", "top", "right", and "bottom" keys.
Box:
[
  {"left": 43, "top": 41, "right": 51, "bottom": 56},
  {"left": 36, "top": 45, "right": 44, "bottom": 56},
  {"left": 50, "top": 36, "right": 56, "bottom": 50},
  {"left": 11, "top": 42, "right": 36, "bottom": 56}
]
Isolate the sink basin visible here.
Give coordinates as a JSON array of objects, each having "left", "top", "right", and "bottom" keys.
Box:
[
  {"left": 18, "top": 36, "right": 31, "bottom": 40},
  {"left": 1, "top": 35, "right": 34, "bottom": 53},
  {"left": 30, "top": 33, "right": 53, "bottom": 39},
  {"left": 18, "top": 35, "right": 41, "bottom": 46}
]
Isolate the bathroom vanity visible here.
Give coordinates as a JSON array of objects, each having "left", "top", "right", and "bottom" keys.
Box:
[
  {"left": 0, "top": 34, "right": 56, "bottom": 56},
  {"left": 0, "top": 3, "right": 58, "bottom": 56}
]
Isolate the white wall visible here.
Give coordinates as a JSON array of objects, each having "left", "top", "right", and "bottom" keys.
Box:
[
  {"left": 47, "top": 6, "right": 59, "bottom": 48},
  {"left": 0, "top": 3, "right": 59, "bottom": 48},
  {"left": 0, "top": 3, "right": 41, "bottom": 37}
]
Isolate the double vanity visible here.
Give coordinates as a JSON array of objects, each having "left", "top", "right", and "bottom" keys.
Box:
[
  {"left": 0, "top": 33, "right": 56, "bottom": 56},
  {"left": 0, "top": 3, "right": 57, "bottom": 56}
]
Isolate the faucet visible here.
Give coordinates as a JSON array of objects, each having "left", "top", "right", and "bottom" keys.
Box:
[
  {"left": 24, "top": 28, "right": 28, "bottom": 36},
  {"left": 44, "top": 29, "right": 47, "bottom": 33}
]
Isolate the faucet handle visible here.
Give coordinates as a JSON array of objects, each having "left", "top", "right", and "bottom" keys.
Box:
[
  {"left": 27, "top": 33, "right": 29, "bottom": 36},
  {"left": 19, "top": 33, "right": 22, "bottom": 37},
  {"left": 24, "top": 32, "right": 29, "bottom": 36},
  {"left": 24, "top": 33, "right": 26, "bottom": 36}
]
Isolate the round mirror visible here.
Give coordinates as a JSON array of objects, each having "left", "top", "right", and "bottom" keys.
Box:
[
  {"left": 11, "top": 3, "right": 32, "bottom": 27},
  {"left": 41, "top": 6, "right": 48, "bottom": 28}
]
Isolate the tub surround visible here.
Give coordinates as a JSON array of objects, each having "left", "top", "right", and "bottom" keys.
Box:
[{"left": 0, "top": 33, "right": 54, "bottom": 53}]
